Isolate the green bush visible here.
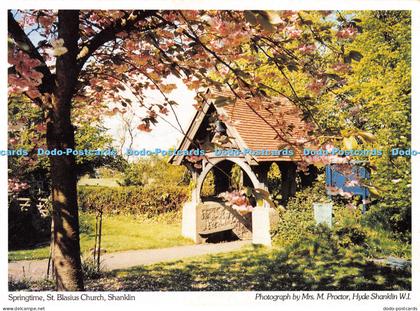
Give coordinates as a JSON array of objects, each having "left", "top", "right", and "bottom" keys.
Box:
[
  {"left": 201, "top": 170, "right": 215, "bottom": 197},
  {"left": 273, "top": 178, "right": 369, "bottom": 250},
  {"left": 121, "top": 155, "right": 189, "bottom": 187},
  {"left": 288, "top": 224, "right": 340, "bottom": 258},
  {"left": 273, "top": 180, "right": 331, "bottom": 247},
  {"left": 335, "top": 225, "right": 367, "bottom": 248},
  {"left": 364, "top": 202, "right": 411, "bottom": 243},
  {"left": 273, "top": 179, "right": 410, "bottom": 260},
  {"left": 78, "top": 184, "right": 189, "bottom": 216},
  {"left": 82, "top": 258, "right": 103, "bottom": 280},
  {"left": 79, "top": 214, "right": 94, "bottom": 235},
  {"left": 333, "top": 204, "right": 367, "bottom": 248}
]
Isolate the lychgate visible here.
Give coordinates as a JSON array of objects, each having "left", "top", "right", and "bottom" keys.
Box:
[{"left": 169, "top": 90, "right": 316, "bottom": 246}]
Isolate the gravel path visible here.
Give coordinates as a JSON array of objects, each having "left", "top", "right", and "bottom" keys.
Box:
[{"left": 8, "top": 240, "right": 251, "bottom": 282}]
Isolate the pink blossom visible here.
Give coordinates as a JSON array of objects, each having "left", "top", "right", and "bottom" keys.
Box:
[
  {"left": 324, "top": 144, "right": 335, "bottom": 152},
  {"left": 362, "top": 199, "right": 371, "bottom": 205},
  {"left": 298, "top": 44, "right": 316, "bottom": 54},
  {"left": 8, "top": 178, "right": 29, "bottom": 193},
  {"left": 159, "top": 107, "right": 169, "bottom": 115},
  {"left": 344, "top": 179, "right": 359, "bottom": 187},
  {"left": 182, "top": 10, "right": 199, "bottom": 20},
  {"left": 339, "top": 101, "right": 350, "bottom": 109},
  {"left": 320, "top": 11, "right": 333, "bottom": 17},
  {"left": 285, "top": 26, "right": 302, "bottom": 39},
  {"left": 34, "top": 123, "right": 47, "bottom": 132},
  {"left": 39, "top": 15, "right": 55, "bottom": 33},
  {"left": 148, "top": 110, "right": 157, "bottom": 119},
  {"left": 218, "top": 114, "right": 228, "bottom": 122},
  {"left": 326, "top": 186, "right": 353, "bottom": 199},
  {"left": 336, "top": 27, "right": 358, "bottom": 40},
  {"left": 331, "top": 62, "right": 351, "bottom": 74},
  {"left": 218, "top": 190, "right": 253, "bottom": 214},
  {"left": 339, "top": 189, "right": 353, "bottom": 199},
  {"left": 27, "top": 89, "right": 41, "bottom": 99},
  {"left": 8, "top": 50, "right": 44, "bottom": 98},
  {"left": 282, "top": 10, "right": 297, "bottom": 18},
  {"left": 137, "top": 123, "right": 152, "bottom": 132},
  {"left": 9, "top": 137, "right": 18, "bottom": 145},
  {"left": 307, "top": 79, "right": 325, "bottom": 95},
  {"left": 326, "top": 186, "right": 340, "bottom": 195},
  {"left": 346, "top": 203, "right": 357, "bottom": 209}
]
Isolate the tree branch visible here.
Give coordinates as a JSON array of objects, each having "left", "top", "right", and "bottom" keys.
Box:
[
  {"left": 77, "top": 10, "right": 162, "bottom": 70},
  {"left": 8, "top": 10, "right": 54, "bottom": 94}
]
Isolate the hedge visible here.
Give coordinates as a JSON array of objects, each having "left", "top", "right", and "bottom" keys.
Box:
[{"left": 78, "top": 185, "right": 189, "bottom": 216}]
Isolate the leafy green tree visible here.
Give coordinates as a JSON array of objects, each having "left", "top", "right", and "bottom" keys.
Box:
[
  {"left": 253, "top": 11, "right": 411, "bottom": 240},
  {"left": 344, "top": 11, "right": 411, "bottom": 241},
  {"left": 8, "top": 95, "right": 119, "bottom": 193},
  {"left": 122, "top": 155, "right": 188, "bottom": 187}
]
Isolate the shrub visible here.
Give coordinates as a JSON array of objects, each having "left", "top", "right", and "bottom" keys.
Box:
[
  {"left": 121, "top": 155, "right": 189, "bottom": 187},
  {"left": 290, "top": 224, "right": 340, "bottom": 257},
  {"left": 273, "top": 179, "right": 410, "bottom": 260},
  {"left": 8, "top": 278, "right": 32, "bottom": 291},
  {"left": 332, "top": 204, "right": 367, "bottom": 248},
  {"left": 79, "top": 213, "right": 94, "bottom": 235},
  {"left": 335, "top": 225, "right": 367, "bottom": 248},
  {"left": 201, "top": 170, "right": 215, "bottom": 197},
  {"left": 272, "top": 180, "right": 331, "bottom": 247},
  {"left": 362, "top": 156, "right": 411, "bottom": 243},
  {"left": 82, "top": 258, "right": 103, "bottom": 280},
  {"left": 78, "top": 184, "right": 189, "bottom": 216},
  {"left": 267, "top": 163, "right": 282, "bottom": 206},
  {"left": 273, "top": 179, "right": 368, "bottom": 250},
  {"left": 363, "top": 203, "right": 411, "bottom": 243}
]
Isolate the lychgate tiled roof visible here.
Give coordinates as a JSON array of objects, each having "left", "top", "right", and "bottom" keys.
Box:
[
  {"left": 218, "top": 92, "right": 311, "bottom": 161},
  {"left": 169, "top": 90, "right": 314, "bottom": 164}
]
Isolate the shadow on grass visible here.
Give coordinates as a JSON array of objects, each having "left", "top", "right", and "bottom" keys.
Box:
[
  {"left": 83, "top": 244, "right": 411, "bottom": 291},
  {"left": 9, "top": 239, "right": 411, "bottom": 291}
]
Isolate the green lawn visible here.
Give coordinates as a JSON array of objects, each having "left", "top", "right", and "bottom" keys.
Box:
[
  {"left": 78, "top": 177, "right": 121, "bottom": 187},
  {"left": 8, "top": 213, "right": 193, "bottom": 262},
  {"left": 12, "top": 243, "right": 411, "bottom": 291},
  {"left": 82, "top": 245, "right": 410, "bottom": 291}
]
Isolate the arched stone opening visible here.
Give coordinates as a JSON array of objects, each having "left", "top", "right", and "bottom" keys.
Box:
[
  {"left": 195, "top": 158, "right": 262, "bottom": 204},
  {"left": 183, "top": 158, "right": 265, "bottom": 243}
]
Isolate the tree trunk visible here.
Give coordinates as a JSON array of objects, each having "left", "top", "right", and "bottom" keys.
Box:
[{"left": 46, "top": 10, "right": 84, "bottom": 291}]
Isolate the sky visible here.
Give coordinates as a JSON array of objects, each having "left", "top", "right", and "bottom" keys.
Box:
[{"left": 103, "top": 76, "right": 198, "bottom": 153}]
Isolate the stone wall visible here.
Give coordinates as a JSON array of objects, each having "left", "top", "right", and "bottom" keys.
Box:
[{"left": 197, "top": 200, "right": 252, "bottom": 240}]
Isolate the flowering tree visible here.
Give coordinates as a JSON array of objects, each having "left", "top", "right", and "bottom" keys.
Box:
[{"left": 8, "top": 10, "right": 362, "bottom": 290}]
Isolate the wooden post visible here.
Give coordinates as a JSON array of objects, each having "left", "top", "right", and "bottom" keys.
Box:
[
  {"left": 253, "top": 162, "right": 271, "bottom": 190},
  {"left": 279, "top": 162, "right": 297, "bottom": 205},
  {"left": 213, "top": 161, "right": 233, "bottom": 193},
  {"left": 96, "top": 210, "right": 103, "bottom": 272}
]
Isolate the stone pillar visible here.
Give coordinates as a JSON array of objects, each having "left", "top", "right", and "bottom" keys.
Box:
[
  {"left": 181, "top": 200, "right": 200, "bottom": 242},
  {"left": 182, "top": 165, "right": 200, "bottom": 242},
  {"left": 252, "top": 207, "right": 271, "bottom": 246}
]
